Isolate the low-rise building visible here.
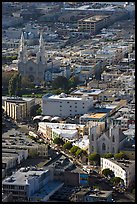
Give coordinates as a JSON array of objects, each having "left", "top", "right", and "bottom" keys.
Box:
[
  {"left": 71, "top": 88, "right": 104, "bottom": 100},
  {"left": 38, "top": 122, "right": 85, "bottom": 143},
  {"left": 80, "top": 113, "right": 107, "bottom": 124},
  {"left": 74, "top": 188, "right": 112, "bottom": 202},
  {"left": 2, "top": 167, "right": 64, "bottom": 202},
  {"left": 101, "top": 158, "right": 135, "bottom": 187}
]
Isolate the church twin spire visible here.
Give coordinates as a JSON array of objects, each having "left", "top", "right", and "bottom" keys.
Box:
[
  {"left": 18, "top": 32, "right": 46, "bottom": 64},
  {"left": 37, "top": 32, "right": 46, "bottom": 64}
]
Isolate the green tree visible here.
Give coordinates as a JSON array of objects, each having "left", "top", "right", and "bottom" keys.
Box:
[
  {"left": 52, "top": 76, "right": 69, "bottom": 90},
  {"left": 103, "top": 153, "right": 114, "bottom": 159},
  {"left": 70, "top": 146, "right": 79, "bottom": 154},
  {"left": 8, "top": 72, "right": 22, "bottom": 96},
  {"left": 75, "top": 148, "right": 83, "bottom": 157},
  {"left": 114, "top": 152, "right": 128, "bottom": 160},
  {"left": 21, "top": 76, "right": 35, "bottom": 89},
  {"left": 2, "top": 70, "right": 17, "bottom": 91},
  {"left": 53, "top": 137, "right": 64, "bottom": 145},
  {"left": 88, "top": 153, "right": 100, "bottom": 165},
  {"left": 102, "top": 168, "right": 114, "bottom": 178},
  {"left": 63, "top": 142, "right": 72, "bottom": 150},
  {"left": 110, "top": 177, "right": 124, "bottom": 186},
  {"left": 68, "top": 76, "right": 79, "bottom": 88}
]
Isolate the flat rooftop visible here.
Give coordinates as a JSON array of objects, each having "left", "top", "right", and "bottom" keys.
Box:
[
  {"left": 81, "top": 113, "right": 106, "bottom": 119},
  {"left": 30, "top": 181, "right": 64, "bottom": 201},
  {"left": 71, "top": 89, "right": 103, "bottom": 96},
  {"left": 103, "top": 158, "right": 135, "bottom": 171},
  {"left": 82, "top": 15, "right": 109, "bottom": 23},
  {"left": 39, "top": 122, "right": 85, "bottom": 130},
  {"left": 88, "top": 190, "right": 112, "bottom": 198},
  {"left": 2, "top": 96, "right": 34, "bottom": 102},
  {"left": 2, "top": 168, "right": 49, "bottom": 185}
]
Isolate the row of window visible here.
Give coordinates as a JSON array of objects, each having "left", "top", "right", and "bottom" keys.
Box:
[{"left": 60, "top": 102, "right": 85, "bottom": 105}]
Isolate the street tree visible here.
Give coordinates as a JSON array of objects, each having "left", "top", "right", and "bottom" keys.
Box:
[
  {"left": 53, "top": 137, "right": 64, "bottom": 146},
  {"left": 110, "top": 177, "right": 124, "bottom": 186},
  {"left": 70, "top": 146, "right": 79, "bottom": 154},
  {"left": 103, "top": 153, "right": 114, "bottom": 159},
  {"left": 63, "top": 142, "right": 72, "bottom": 150},
  {"left": 88, "top": 153, "right": 100, "bottom": 165},
  {"left": 114, "top": 152, "right": 128, "bottom": 160},
  {"left": 102, "top": 168, "right": 115, "bottom": 178}
]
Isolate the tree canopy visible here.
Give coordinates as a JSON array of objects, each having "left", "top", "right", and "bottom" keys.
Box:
[
  {"left": 102, "top": 168, "right": 115, "bottom": 178},
  {"left": 103, "top": 153, "right": 114, "bottom": 159},
  {"left": 70, "top": 146, "right": 79, "bottom": 154},
  {"left": 53, "top": 137, "right": 64, "bottom": 145},
  {"left": 8, "top": 72, "right": 22, "bottom": 96},
  {"left": 88, "top": 153, "right": 100, "bottom": 165},
  {"left": 114, "top": 152, "right": 129, "bottom": 160},
  {"left": 52, "top": 76, "right": 69, "bottom": 90},
  {"left": 63, "top": 142, "right": 72, "bottom": 150},
  {"left": 110, "top": 177, "right": 124, "bottom": 186}
]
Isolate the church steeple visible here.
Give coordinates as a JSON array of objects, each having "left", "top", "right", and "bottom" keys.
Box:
[
  {"left": 18, "top": 32, "right": 28, "bottom": 63},
  {"left": 37, "top": 32, "right": 46, "bottom": 64}
]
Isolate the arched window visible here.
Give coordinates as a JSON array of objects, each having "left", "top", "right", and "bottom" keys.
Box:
[
  {"left": 112, "top": 135, "right": 115, "bottom": 142},
  {"left": 91, "top": 134, "right": 94, "bottom": 141},
  {"left": 102, "top": 143, "right": 106, "bottom": 151}
]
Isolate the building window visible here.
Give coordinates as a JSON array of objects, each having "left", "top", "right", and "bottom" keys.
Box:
[
  {"left": 70, "top": 106, "right": 72, "bottom": 108},
  {"left": 112, "top": 147, "right": 115, "bottom": 153},
  {"left": 102, "top": 143, "right": 106, "bottom": 151},
  {"left": 112, "top": 135, "right": 115, "bottom": 142},
  {"left": 60, "top": 105, "right": 62, "bottom": 108},
  {"left": 92, "top": 146, "right": 94, "bottom": 151},
  {"left": 67, "top": 102, "right": 70, "bottom": 103},
  {"left": 75, "top": 106, "right": 77, "bottom": 108},
  {"left": 91, "top": 134, "right": 94, "bottom": 141}
]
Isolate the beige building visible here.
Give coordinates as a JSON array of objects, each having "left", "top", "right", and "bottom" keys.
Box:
[
  {"left": 78, "top": 15, "right": 109, "bottom": 34},
  {"left": 2, "top": 96, "right": 35, "bottom": 121}
]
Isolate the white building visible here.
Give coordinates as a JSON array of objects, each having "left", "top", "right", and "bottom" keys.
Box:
[
  {"left": 42, "top": 93, "right": 93, "bottom": 117},
  {"left": 101, "top": 158, "right": 135, "bottom": 187},
  {"left": 38, "top": 122, "right": 85, "bottom": 143}
]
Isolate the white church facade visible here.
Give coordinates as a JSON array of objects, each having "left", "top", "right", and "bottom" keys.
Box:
[
  {"left": 17, "top": 32, "right": 71, "bottom": 84},
  {"left": 88, "top": 122, "right": 127, "bottom": 155}
]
